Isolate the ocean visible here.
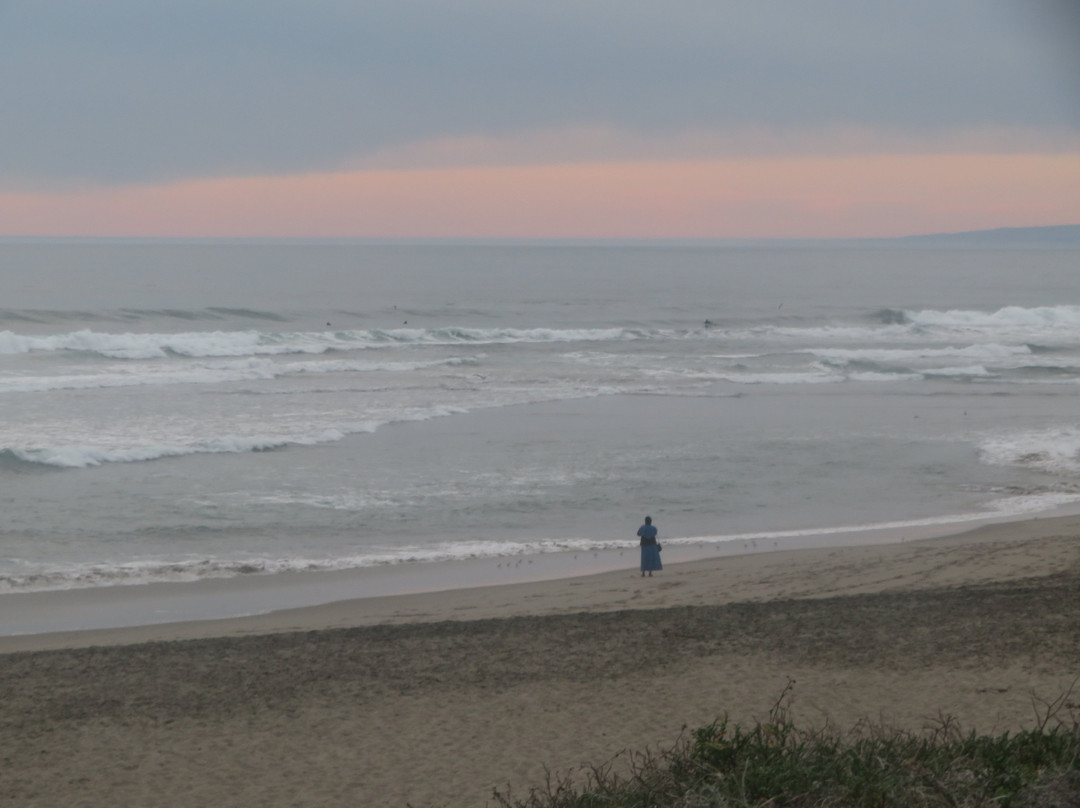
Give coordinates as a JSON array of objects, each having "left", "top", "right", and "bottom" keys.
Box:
[{"left": 3, "top": 240, "right": 1080, "bottom": 631}]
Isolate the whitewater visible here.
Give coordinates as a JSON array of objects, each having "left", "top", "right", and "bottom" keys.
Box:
[{"left": 2, "top": 240, "right": 1080, "bottom": 621}]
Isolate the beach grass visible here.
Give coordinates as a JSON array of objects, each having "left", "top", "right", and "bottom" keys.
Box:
[{"left": 491, "top": 682, "right": 1080, "bottom": 808}]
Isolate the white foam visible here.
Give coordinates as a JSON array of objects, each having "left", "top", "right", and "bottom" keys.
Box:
[
  {"left": 9, "top": 428, "right": 359, "bottom": 468},
  {"left": 0, "top": 329, "right": 272, "bottom": 359},
  {"left": 845, "top": 371, "right": 922, "bottom": 382},
  {"left": 0, "top": 537, "right": 631, "bottom": 593},
  {"left": 922, "top": 365, "right": 993, "bottom": 377},
  {"left": 1, "top": 378, "right": 625, "bottom": 468},
  {"left": 720, "top": 305, "right": 1080, "bottom": 349},
  {"left": 908, "top": 305, "right": 1080, "bottom": 330},
  {"left": 0, "top": 355, "right": 475, "bottom": 394},
  {"left": 5, "top": 303, "right": 1080, "bottom": 361},
  {"left": 811, "top": 344, "right": 1031, "bottom": 363},
  {"left": 979, "top": 426, "right": 1080, "bottom": 475},
  {"left": 0, "top": 326, "right": 649, "bottom": 360},
  {"left": 718, "top": 371, "right": 843, "bottom": 385}
]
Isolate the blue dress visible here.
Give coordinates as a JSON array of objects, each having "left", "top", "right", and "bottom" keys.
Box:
[{"left": 638, "top": 524, "right": 662, "bottom": 572}]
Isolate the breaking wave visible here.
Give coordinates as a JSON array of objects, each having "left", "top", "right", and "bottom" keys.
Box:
[
  {"left": 1, "top": 430, "right": 358, "bottom": 469},
  {"left": 3, "top": 305, "right": 1080, "bottom": 361},
  {"left": 0, "top": 326, "right": 647, "bottom": 359},
  {"left": 0, "top": 355, "right": 476, "bottom": 394},
  {"left": 979, "top": 426, "right": 1080, "bottom": 475}
]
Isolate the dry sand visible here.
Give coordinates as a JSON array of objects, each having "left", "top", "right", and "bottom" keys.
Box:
[{"left": 1, "top": 516, "right": 1079, "bottom": 807}]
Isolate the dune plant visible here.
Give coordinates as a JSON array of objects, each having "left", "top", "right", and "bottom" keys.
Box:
[{"left": 489, "top": 681, "right": 1079, "bottom": 808}]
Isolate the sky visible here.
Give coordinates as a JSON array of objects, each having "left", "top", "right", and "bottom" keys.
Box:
[{"left": 2, "top": 1, "right": 1079, "bottom": 240}]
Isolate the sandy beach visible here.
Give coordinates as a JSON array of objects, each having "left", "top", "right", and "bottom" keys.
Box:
[{"left": 2, "top": 516, "right": 1078, "bottom": 807}]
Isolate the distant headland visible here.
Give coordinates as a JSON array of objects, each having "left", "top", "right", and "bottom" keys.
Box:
[{"left": 897, "top": 224, "right": 1080, "bottom": 246}]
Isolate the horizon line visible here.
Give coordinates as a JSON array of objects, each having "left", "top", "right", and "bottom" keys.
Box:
[{"left": 2, "top": 223, "right": 1079, "bottom": 248}]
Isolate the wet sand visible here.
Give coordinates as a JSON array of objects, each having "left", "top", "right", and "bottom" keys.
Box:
[{"left": 1, "top": 516, "right": 1078, "bottom": 807}]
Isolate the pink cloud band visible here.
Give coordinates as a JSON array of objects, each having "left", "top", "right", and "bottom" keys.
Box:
[{"left": 2, "top": 153, "right": 1078, "bottom": 239}]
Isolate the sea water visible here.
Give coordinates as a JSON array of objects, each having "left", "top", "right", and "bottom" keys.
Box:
[{"left": 2, "top": 241, "right": 1080, "bottom": 626}]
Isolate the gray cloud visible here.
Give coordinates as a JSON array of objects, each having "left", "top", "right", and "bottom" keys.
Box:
[{"left": 1, "top": 0, "right": 1077, "bottom": 188}]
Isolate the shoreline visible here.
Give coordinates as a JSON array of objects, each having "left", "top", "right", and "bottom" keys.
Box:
[
  {"left": 6, "top": 382, "right": 1080, "bottom": 643},
  {"left": 2, "top": 513, "right": 1078, "bottom": 807},
  {"left": 4, "top": 510, "right": 1079, "bottom": 653}
]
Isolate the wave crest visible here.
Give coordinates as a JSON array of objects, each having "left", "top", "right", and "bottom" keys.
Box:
[
  {"left": 0, "top": 326, "right": 646, "bottom": 359},
  {"left": 3, "top": 430, "right": 354, "bottom": 468},
  {"left": 906, "top": 304, "right": 1080, "bottom": 330}
]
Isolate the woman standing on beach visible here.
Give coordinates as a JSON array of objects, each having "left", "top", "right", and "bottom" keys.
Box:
[{"left": 638, "top": 516, "right": 662, "bottom": 577}]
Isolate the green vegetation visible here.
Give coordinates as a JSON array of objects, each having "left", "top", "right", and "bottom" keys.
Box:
[{"left": 491, "top": 682, "right": 1080, "bottom": 808}]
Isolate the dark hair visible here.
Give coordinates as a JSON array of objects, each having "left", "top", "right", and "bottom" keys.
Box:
[{"left": 644, "top": 516, "right": 652, "bottom": 524}]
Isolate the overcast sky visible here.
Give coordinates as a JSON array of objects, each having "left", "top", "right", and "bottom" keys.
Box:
[{"left": 2, "top": 1, "right": 1079, "bottom": 237}]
